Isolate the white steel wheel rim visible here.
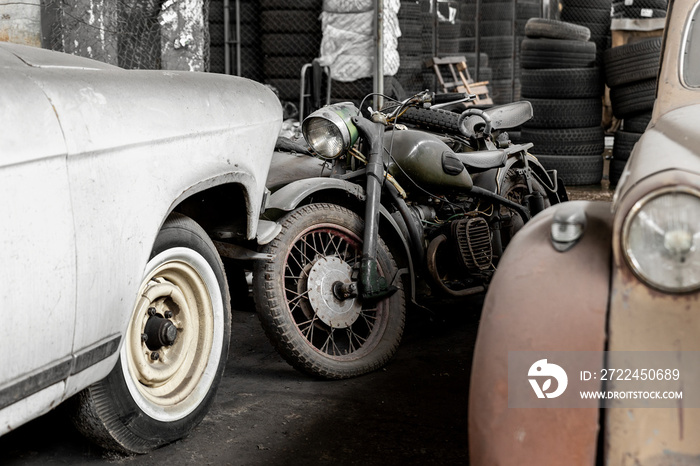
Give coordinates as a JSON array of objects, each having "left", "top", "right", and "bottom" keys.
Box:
[{"left": 121, "top": 247, "right": 224, "bottom": 422}]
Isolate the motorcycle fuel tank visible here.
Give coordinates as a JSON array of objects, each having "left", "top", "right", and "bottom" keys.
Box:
[{"left": 384, "top": 129, "right": 473, "bottom": 194}]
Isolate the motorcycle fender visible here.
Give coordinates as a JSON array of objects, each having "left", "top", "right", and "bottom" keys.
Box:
[
  {"left": 469, "top": 201, "right": 613, "bottom": 466},
  {"left": 262, "top": 178, "right": 415, "bottom": 295},
  {"left": 266, "top": 177, "right": 366, "bottom": 213},
  {"left": 497, "top": 153, "right": 562, "bottom": 201}
]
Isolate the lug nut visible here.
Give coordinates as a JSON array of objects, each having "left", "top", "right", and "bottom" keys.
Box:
[
  {"left": 164, "top": 310, "right": 173, "bottom": 319},
  {"left": 141, "top": 333, "right": 148, "bottom": 343},
  {"left": 148, "top": 307, "right": 157, "bottom": 316},
  {"left": 150, "top": 351, "right": 159, "bottom": 361}
]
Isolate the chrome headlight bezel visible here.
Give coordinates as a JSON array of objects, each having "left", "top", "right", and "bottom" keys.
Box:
[
  {"left": 622, "top": 186, "right": 700, "bottom": 293},
  {"left": 301, "top": 104, "right": 358, "bottom": 160}
]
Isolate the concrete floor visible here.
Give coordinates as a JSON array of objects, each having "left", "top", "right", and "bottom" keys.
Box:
[{"left": 0, "top": 298, "right": 481, "bottom": 466}]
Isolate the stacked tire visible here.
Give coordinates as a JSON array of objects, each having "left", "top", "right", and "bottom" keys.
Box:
[
  {"left": 260, "top": 0, "right": 322, "bottom": 102},
  {"left": 604, "top": 37, "right": 662, "bottom": 185},
  {"left": 561, "top": 0, "right": 613, "bottom": 66},
  {"left": 521, "top": 19, "right": 605, "bottom": 186},
  {"left": 208, "top": 0, "right": 263, "bottom": 80},
  {"left": 453, "top": 0, "right": 541, "bottom": 104},
  {"left": 612, "top": 0, "right": 668, "bottom": 20},
  {"left": 397, "top": 0, "right": 424, "bottom": 95}
]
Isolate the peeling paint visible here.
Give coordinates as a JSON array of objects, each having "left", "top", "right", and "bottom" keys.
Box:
[
  {"left": 158, "top": 0, "right": 205, "bottom": 71},
  {"left": 0, "top": 0, "right": 42, "bottom": 47}
]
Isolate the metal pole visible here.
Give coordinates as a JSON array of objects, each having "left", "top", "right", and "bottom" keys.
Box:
[
  {"left": 224, "top": 0, "right": 229, "bottom": 74},
  {"left": 374, "top": 0, "right": 384, "bottom": 109},
  {"left": 511, "top": 0, "right": 517, "bottom": 102},
  {"left": 235, "top": 0, "right": 241, "bottom": 76},
  {"left": 475, "top": 0, "right": 481, "bottom": 80}
]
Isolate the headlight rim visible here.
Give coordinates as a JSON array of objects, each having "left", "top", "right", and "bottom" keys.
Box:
[
  {"left": 302, "top": 105, "right": 356, "bottom": 160},
  {"left": 622, "top": 185, "right": 700, "bottom": 294}
]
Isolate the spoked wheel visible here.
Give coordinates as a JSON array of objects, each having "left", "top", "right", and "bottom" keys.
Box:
[
  {"left": 254, "top": 203, "right": 406, "bottom": 379},
  {"left": 71, "top": 213, "right": 230, "bottom": 453}
]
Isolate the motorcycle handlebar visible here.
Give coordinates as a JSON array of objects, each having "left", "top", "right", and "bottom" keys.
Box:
[{"left": 432, "top": 92, "right": 473, "bottom": 104}]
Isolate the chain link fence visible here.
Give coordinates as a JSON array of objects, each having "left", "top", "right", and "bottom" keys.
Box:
[
  {"left": 207, "top": 0, "right": 544, "bottom": 117},
  {"left": 44, "top": 0, "right": 210, "bottom": 71}
]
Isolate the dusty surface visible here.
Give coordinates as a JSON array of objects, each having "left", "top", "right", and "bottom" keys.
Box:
[{"left": 0, "top": 299, "right": 480, "bottom": 466}]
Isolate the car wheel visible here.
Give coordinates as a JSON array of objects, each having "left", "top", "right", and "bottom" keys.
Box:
[
  {"left": 253, "top": 203, "right": 406, "bottom": 379},
  {"left": 71, "top": 213, "right": 231, "bottom": 454}
]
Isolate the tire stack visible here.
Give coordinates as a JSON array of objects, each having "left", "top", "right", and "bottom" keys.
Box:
[
  {"left": 612, "top": 0, "right": 668, "bottom": 21},
  {"left": 521, "top": 19, "right": 605, "bottom": 186},
  {"left": 260, "top": 0, "right": 322, "bottom": 103},
  {"left": 560, "top": 0, "right": 613, "bottom": 66},
  {"left": 397, "top": 0, "right": 424, "bottom": 95},
  {"left": 208, "top": 0, "right": 263, "bottom": 80},
  {"left": 604, "top": 37, "right": 662, "bottom": 185},
  {"left": 478, "top": 1, "right": 541, "bottom": 104}
]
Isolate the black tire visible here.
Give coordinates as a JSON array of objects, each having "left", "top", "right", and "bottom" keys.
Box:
[
  {"left": 562, "top": 0, "right": 612, "bottom": 8},
  {"left": 71, "top": 213, "right": 231, "bottom": 453},
  {"left": 612, "top": 0, "right": 667, "bottom": 8},
  {"left": 603, "top": 37, "right": 661, "bottom": 87},
  {"left": 521, "top": 67, "right": 603, "bottom": 98},
  {"left": 264, "top": 55, "right": 316, "bottom": 78},
  {"left": 398, "top": 107, "right": 461, "bottom": 134},
  {"left": 611, "top": 5, "right": 667, "bottom": 19},
  {"left": 521, "top": 37, "right": 596, "bottom": 69},
  {"left": 266, "top": 78, "right": 301, "bottom": 101},
  {"left": 583, "top": 21, "right": 612, "bottom": 37},
  {"left": 524, "top": 18, "right": 591, "bottom": 41},
  {"left": 209, "top": 23, "right": 258, "bottom": 47},
  {"left": 489, "top": 57, "right": 516, "bottom": 77},
  {"left": 260, "top": 10, "right": 320, "bottom": 33},
  {"left": 438, "top": 38, "right": 461, "bottom": 55},
  {"left": 490, "top": 78, "right": 522, "bottom": 104},
  {"left": 526, "top": 98, "right": 602, "bottom": 129},
  {"left": 438, "top": 21, "right": 462, "bottom": 39},
  {"left": 609, "top": 158, "right": 627, "bottom": 186},
  {"left": 522, "top": 126, "right": 605, "bottom": 155},
  {"left": 610, "top": 79, "right": 657, "bottom": 119},
  {"left": 623, "top": 111, "right": 653, "bottom": 133},
  {"left": 253, "top": 203, "right": 406, "bottom": 379},
  {"left": 533, "top": 154, "right": 604, "bottom": 186},
  {"left": 260, "top": 0, "right": 321, "bottom": 9},
  {"left": 480, "top": 35, "right": 517, "bottom": 59},
  {"left": 261, "top": 33, "right": 321, "bottom": 56},
  {"left": 561, "top": 6, "right": 612, "bottom": 24},
  {"left": 613, "top": 130, "right": 643, "bottom": 162}
]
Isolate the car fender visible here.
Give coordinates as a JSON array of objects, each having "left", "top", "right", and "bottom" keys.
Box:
[{"left": 469, "top": 201, "right": 613, "bottom": 466}]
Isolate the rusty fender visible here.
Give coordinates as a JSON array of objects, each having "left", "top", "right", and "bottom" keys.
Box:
[{"left": 469, "top": 201, "right": 613, "bottom": 466}]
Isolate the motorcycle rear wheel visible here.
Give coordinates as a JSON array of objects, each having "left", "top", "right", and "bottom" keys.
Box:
[{"left": 253, "top": 203, "right": 406, "bottom": 379}]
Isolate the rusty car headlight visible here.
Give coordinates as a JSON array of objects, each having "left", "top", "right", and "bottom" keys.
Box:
[
  {"left": 302, "top": 103, "right": 359, "bottom": 160},
  {"left": 623, "top": 187, "right": 700, "bottom": 293}
]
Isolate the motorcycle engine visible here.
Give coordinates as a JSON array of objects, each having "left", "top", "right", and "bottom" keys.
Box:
[{"left": 451, "top": 217, "right": 493, "bottom": 274}]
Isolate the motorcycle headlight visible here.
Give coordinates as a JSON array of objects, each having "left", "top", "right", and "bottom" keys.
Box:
[
  {"left": 302, "top": 103, "right": 359, "bottom": 159},
  {"left": 623, "top": 187, "right": 700, "bottom": 293}
]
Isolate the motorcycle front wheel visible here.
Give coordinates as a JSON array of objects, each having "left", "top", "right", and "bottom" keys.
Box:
[{"left": 253, "top": 203, "right": 406, "bottom": 379}]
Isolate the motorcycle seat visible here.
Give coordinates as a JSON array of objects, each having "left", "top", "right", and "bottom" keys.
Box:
[{"left": 454, "top": 142, "right": 534, "bottom": 170}]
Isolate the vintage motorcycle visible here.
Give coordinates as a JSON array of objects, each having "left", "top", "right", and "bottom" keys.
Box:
[{"left": 253, "top": 91, "right": 567, "bottom": 379}]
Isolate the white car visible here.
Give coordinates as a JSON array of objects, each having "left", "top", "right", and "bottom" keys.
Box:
[{"left": 0, "top": 42, "right": 281, "bottom": 453}]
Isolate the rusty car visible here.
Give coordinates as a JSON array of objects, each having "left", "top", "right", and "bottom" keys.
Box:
[
  {"left": 468, "top": 0, "right": 700, "bottom": 464},
  {"left": 0, "top": 41, "right": 281, "bottom": 453}
]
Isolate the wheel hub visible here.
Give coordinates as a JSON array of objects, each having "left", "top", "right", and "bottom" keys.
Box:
[
  {"left": 144, "top": 313, "right": 178, "bottom": 350},
  {"left": 306, "top": 256, "right": 361, "bottom": 329}
]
